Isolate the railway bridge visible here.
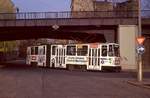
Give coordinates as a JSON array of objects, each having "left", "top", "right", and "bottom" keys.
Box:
[{"left": 0, "top": 10, "right": 150, "bottom": 69}]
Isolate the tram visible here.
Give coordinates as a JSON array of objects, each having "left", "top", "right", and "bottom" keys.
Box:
[{"left": 26, "top": 43, "right": 121, "bottom": 71}]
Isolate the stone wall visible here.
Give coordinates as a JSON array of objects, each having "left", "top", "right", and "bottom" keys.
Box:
[
  {"left": 94, "top": 1, "right": 114, "bottom": 11},
  {"left": 0, "top": 0, "right": 16, "bottom": 19},
  {"left": 71, "top": 0, "right": 138, "bottom": 12},
  {"left": 93, "top": 1, "right": 114, "bottom": 18},
  {"left": 115, "top": 0, "right": 138, "bottom": 17},
  {"left": 71, "top": 0, "right": 138, "bottom": 18},
  {"left": 115, "top": 0, "right": 138, "bottom": 11},
  {"left": 71, "top": 0, "right": 95, "bottom": 11},
  {"left": 0, "top": 0, "right": 16, "bottom": 13}
]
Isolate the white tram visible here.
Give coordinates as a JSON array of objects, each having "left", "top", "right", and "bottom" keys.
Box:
[
  {"left": 65, "top": 43, "right": 120, "bottom": 71},
  {"left": 26, "top": 45, "right": 50, "bottom": 67},
  {"left": 26, "top": 43, "right": 121, "bottom": 71}
]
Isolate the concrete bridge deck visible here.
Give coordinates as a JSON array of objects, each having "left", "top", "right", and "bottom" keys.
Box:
[{"left": 0, "top": 11, "right": 149, "bottom": 41}]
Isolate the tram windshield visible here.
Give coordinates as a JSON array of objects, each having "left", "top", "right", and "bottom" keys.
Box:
[
  {"left": 113, "top": 45, "right": 119, "bottom": 57},
  {"left": 107, "top": 44, "right": 120, "bottom": 57}
]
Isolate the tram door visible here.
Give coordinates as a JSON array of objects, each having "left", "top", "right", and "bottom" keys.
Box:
[
  {"left": 26, "top": 47, "right": 31, "bottom": 65},
  {"left": 51, "top": 45, "right": 66, "bottom": 68},
  {"left": 88, "top": 44, "right": 101, "bottom": 70},
  {"left": 37, "top": 46, "right": 46, "bottom": 67}
]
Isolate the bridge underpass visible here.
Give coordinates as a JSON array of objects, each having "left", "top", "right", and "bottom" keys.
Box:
[
  {"left": 0, "top": 11, "right": 137, "bottom": 43},
  {"left": 141, "top": 24, "right": 150, "bottom": 69},
  {"left": 0, "top": 25, "right": 118, "bottom": 42},
  {"left": 0, "top": 11, "right": 150, "bottom": 69}
]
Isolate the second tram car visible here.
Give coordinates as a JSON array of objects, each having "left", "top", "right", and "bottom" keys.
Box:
[
  {"left": 26, "top": 43, "right": 121, "bottom": 71},
  {"left": 65, "top": 43, "right": 120, "bottom": 71}
]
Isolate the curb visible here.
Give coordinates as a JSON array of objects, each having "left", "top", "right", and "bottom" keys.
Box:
[
  {"left": 0, "top": 65, "right": 5, "bottom": 68},
  {"left": 127, "top": 80, "right": 150, "bottom": 89}
]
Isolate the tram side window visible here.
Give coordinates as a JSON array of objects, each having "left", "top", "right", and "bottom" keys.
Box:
[
  {"left": 67, "top": 46, "right": 76, "bottom": 55},
  {"left": 108, "top": 45, "right": 113, "bottom": 56},
  {"left": 39, "top": 47, "right": 45, "bottom": 55},
  {"left": 27, "top": 48, "right": 31, "bottom": 55},
  {"left": 98, "top": 49, "right": 100, "bottom": 57},
  {"left": 31, "top": 47, "right": 34, "bottom": 55},
  {"left": 52, "top": 46, "right": 56, "bottom": 55},
  {"left": 39, "top": 48, "right": 43, "bottom": 55},
  {"left": 89, "top": 49, "right": 91, "bottom": 56},
  {"left": 77, "top": 46, "right": 88, "bottom": 56},
  {"left": 35, "top": 47, "right": 38, "bottom": 55},
  {"left": 43, "top": 46, "right": 45, "bottom": 55},
  {"left": 102, "top": 45, "right": 107, "bottom": 56}
]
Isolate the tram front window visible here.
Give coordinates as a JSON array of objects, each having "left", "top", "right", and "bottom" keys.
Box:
[
  {"left": 108, "top": 45, "right": 113, "bottom": 56},
  {"left": 31, "top": 47, "right": 34, "bottom": 55},
  {"left": 102, "top": 45, "right": 107, "bottom": 56},
  {"left": 35, "top": 47, "right": 38, "bottom": 55},
  {"left": 52, "top": 46, "right": 56, "bottom": 55}
]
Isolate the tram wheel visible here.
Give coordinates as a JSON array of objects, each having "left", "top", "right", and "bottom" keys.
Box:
[
  {"left": 52, "top": 62, "right": 55, "bottom": 68},
  {"left": 67, "top": 65, "right": 74, "bottom": 71},
  {"left": 115, "top": 69, "right": 121, "bottom": 73}
]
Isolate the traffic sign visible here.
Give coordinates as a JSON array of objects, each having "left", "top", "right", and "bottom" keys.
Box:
[
  {"left": 137, "top": 36, "right": 145, "bottom": 45},
  {"left": 136, "top": 45, "right": 145, "bottom": 55}
]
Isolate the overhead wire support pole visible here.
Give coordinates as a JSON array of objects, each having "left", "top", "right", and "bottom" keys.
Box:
[
  {"left": 138, "top": 0, "right": 142, "bottom": 36},
  {"left": 138, "top": 0, "right": 143, "bottom": 82}
]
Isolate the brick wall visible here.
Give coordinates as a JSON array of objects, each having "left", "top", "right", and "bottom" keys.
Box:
[{"left": 71, "top": 0, "right": 138, "bottom": 18}]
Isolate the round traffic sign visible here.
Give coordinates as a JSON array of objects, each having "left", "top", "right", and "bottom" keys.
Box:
[{"left": 136, "top": 45, "right": 145, "bottom": 55}]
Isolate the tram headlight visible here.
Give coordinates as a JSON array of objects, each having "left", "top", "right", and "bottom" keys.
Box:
[{"left": 114, "top": 58, "right": 120, "bottom": 65}]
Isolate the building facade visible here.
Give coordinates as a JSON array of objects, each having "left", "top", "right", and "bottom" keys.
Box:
[
  {"left": 0, "top": 0, "right": 16, "bottom": 13},
  {"left": 71, "top": 0, "right": 138, "bottom": 12}
]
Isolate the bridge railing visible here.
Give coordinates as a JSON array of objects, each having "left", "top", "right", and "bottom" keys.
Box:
[{"left": 0, "top": 10, "right": 139, "bottom": 20}]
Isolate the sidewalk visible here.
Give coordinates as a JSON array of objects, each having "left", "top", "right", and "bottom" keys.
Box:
[
  {"left": 122, "top": 69, "right": 150, "bottom": 72},
  {"left": 0, "top": 63, "right": 6, "bottom": 68},
  {"left": 127, "top": 79, "right": 150, "bottom": 89}
]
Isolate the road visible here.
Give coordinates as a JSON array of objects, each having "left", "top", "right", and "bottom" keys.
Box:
[{"left": 0, "top": 66, "right": 150, "bottom": 98}]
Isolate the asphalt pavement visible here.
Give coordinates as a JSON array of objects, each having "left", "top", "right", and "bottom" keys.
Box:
[{"left": 0, "top": 66, "right": 150, "bottom": 98}]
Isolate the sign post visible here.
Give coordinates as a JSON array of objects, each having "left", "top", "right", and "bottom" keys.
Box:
[{"left": 136, "top": 36, "right": 145, "bottom": 82}]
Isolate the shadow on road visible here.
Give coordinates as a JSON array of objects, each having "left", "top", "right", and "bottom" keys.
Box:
[{"left": 0, "top": 60, "right": 150, "bottom": 79}]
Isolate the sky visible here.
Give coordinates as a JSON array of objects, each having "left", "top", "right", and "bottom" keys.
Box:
[
  {"left": 12, "top": 0, "right": 147, "bottom": 12},
  {"left": 12, "top": 0, "right": 71, "bottom": 12}
]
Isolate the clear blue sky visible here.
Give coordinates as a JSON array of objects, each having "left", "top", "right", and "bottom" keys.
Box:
[
  {"left": 12, "top": 0, "right": 71, "bottom": 12},
  {"left": 12, "top": 0, "right": 148, "bottom": 12}
]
